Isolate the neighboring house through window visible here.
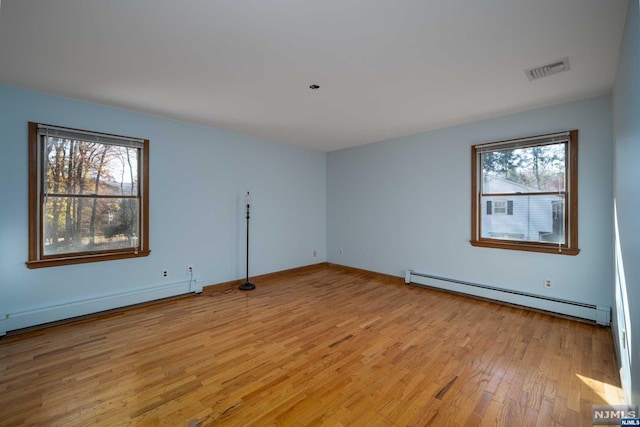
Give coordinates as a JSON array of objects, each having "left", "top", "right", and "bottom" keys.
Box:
[
  {"left": 470, "top": 130, "right": 579, "bottom": 255},
  {"left": 27, "top": 122, "right": 150, "bottom": 268}
]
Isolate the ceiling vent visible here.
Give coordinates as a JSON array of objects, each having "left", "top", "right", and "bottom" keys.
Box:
[{"left": 524, "top": 57, "right": 570, "bottom": 81}]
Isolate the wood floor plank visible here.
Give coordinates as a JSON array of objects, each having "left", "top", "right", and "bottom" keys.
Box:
[{"left": 0, "top": 265, "right": 623, "bottom": 426}]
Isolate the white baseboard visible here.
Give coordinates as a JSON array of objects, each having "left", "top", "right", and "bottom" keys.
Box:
[{"left": 1, "top": 278, "right": 204, "bottom": 336}]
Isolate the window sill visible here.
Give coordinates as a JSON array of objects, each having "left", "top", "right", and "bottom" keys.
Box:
[
  {"left": 470, "top": 240, "right": 579, "bottom": 256},
  {"left": 26, "top": 250, "right": 151, "bottom": 269}
]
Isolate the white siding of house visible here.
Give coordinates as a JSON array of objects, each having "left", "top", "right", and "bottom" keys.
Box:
[{"left": 481, "top": 176, "right": 561, "bottom": 242}]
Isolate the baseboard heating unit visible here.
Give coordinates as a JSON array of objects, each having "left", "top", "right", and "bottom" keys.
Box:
[
  {"left": 404, "top": 270, "right": 610, "bottom": 326},
  {"left": 0, "top": 278, "right": 204, "bottom": 336}
]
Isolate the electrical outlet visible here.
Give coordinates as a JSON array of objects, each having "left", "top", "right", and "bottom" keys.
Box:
[
  {"left": 544, "top": 278, "right": 552, "bottom": 289},
  {"left": 187, "top": 265, "right": 193, "bottom": 274},
  {"left": 313, "top": 250, "right": 317, "bottom": 257},
  {"left": 163, "top": 270, "right": 168, "bottom": 278},
  {"left": 339, "top": 248, "right": 343, "bottom": 255}
]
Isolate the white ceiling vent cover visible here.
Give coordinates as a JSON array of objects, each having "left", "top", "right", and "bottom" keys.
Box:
[{"left": 525, "top": 57, "right": 570, "bottom": 81}]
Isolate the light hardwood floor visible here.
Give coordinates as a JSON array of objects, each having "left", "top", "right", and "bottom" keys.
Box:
[{"left": 0, "top": 264, "right": 623, "bottom": 426}]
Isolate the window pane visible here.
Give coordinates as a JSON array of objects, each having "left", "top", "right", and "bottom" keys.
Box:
[
  {"left": 494, "top": 200, "right": 506, "bottom": 214},
  {"left": 44, "top": 137, "right": 138, "bottom": 196},
  {"left": 482, "top": 143, "right": 565, "bottom": 193},
  {"left": 481, "top": 194, "right": 565, "bottom": 244},
  {"left": 43, "top": 196, "right": 139, "bottom": 256}
]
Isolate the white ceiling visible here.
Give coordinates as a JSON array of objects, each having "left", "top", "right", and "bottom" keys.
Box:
[{"left": 0, "top": 0, "right": 628, "bottom": 152}]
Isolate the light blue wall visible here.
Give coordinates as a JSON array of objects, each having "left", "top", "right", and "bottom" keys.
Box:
[
  {"left": 0, "top": 85, "right": 326, "bottom": 327},
  {"left": 327, "top": 95, "right": 613, "bottom": 307},
  {"left": 613, "top": 0, "right": 640, "bottom": 406}
]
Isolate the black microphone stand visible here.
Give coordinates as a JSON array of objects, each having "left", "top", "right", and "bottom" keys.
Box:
[{"left": 239, "top": 191, "right": 256, "bottom": 291}]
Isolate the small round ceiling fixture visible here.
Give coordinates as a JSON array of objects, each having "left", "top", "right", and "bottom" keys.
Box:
[{"left": 309, "top": 84, "right": 320, "bottom": 90}]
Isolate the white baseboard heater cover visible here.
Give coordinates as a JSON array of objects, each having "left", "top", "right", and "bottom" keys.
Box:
[
  {"left": 0, "top": 278, "right": 204, "bottom": 336},
  {"left": 405, "top": 270, "right": 610, "bottom": 326}
]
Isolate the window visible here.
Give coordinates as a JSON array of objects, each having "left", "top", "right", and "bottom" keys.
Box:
[
  {"left": 27, "top": 123, "right": 150, "bottom": 268},
  {"left": 489, "top": 200, "right": 512, "bottom": 215},
  {"left": 471, "top": 130, "right": 579, "bottom": 255}
]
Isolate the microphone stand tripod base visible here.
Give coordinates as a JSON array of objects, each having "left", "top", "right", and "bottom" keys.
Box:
[{"left": 239, "top": 282, "right": 256, "bottom": 291}]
